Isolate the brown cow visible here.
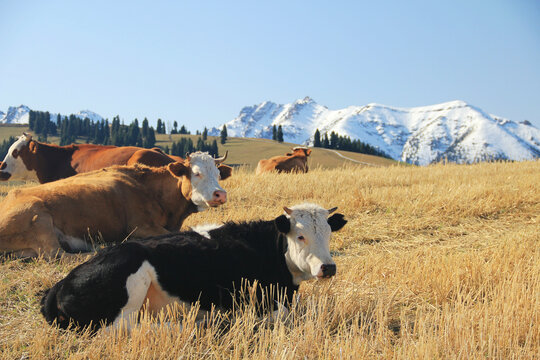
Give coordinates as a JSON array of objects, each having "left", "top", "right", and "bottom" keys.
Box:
[
  {"left": 0, "top": 133, "right": 184, "bottom": 183},
  {"left": 256, "top": 147, "right": 312, "bottom": 174},
  {"left": 0, "top": 152, "right": 232, "bottom": 259}
]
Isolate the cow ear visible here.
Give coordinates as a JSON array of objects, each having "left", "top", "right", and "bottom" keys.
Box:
[
  {"left": 167, "top": 162, "right": 189, "bottom": 179},
  {"left": 274, "top": 215, "right": 291, "bottom": 234},
  {"left": 328, "top": 213, "right": 347, "bottom": 232},
  {"left": 218, "top": 164, "right": 232, "bottom": 180},
  {"left": 306, "top": 149, "right": 312, "bottom": 156},
  {"left": 29, "top": 141, "right": 38, "bottom": 154}
]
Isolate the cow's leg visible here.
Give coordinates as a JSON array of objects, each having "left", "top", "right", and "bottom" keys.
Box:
[
  {"left": 31, "top": 213, "right": 73, "bottom": 260},
  {"left": 131, "top": 225, "right": 170, "bottom": 239}
]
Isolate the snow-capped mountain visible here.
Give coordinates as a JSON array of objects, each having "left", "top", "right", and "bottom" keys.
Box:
[
  {"left": 0, "top": 105, "right": 105, "bottom": 124},
  {"left": 0, "top": 105, "right": 31, "bottom": 124},
  {"left": 210, "top": 97, "right": 540, "bottom": 165}
]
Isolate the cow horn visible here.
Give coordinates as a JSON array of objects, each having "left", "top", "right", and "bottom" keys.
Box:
[
  {"left": 283, "top": 206, "right": 293, "bottom": 215},
  {"left": 327, "top": 207, "right": 338, "bottom": 214},
  {"left": 214, "top": 150, "right": 228, "bottom": 164},
  {"left": 185, "top": 152, "right": 191, "bottom": 161},
  {"left": 23, "top": 132, "right": 32, "bottom": 141}
]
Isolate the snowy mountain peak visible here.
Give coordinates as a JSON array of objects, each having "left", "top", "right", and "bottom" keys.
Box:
[
  {"left": 0, "top": 105, "right": 31, "bottom": 124},
  {"left": 0, "top": 105, "right": 105, "bottom": 125},
  {"left": 211, "top": 98, "right": 540, "bottom": 165}
]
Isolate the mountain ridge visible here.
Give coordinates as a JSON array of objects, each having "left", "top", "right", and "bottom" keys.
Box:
[{"left": 209, "top": 98, "right": 540, "bottom": 165}]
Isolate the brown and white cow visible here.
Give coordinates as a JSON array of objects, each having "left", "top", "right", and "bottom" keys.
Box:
[
  {"left": 0, "top": 133, "right": 184, "bottom": 183},
  {"left": 256, "top": 147, "right": 312, "bottom": 174},
  {"left": 0, "top": 152, "right": 232, "bottom": 259}
]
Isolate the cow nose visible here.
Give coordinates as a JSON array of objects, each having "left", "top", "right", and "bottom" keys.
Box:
[
  {"left": 320, "top": 264, "right": 337, "bottom": 278},
  {"left": 0, "top": 162, "right": 5, "bottom": 170},
  {"left": 213, "top": 190, "right": 227, "bottom": 204}
]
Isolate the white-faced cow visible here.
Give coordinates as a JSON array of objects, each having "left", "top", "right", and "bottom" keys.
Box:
[
  {"left": 40, "top": 203, "right": 347, "bottom": 332},
  {"left": 0, "top": 152, "right": 232, "bottom": 259},
  {"left": 0, "top": 133, "right": 188, "bottom": 183},
  {"left": 256, "top": 147, "right": 312, "bottom": 174}
]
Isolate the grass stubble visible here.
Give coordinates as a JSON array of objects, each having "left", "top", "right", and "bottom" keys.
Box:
[{"left": 0, "top": 161, "right": 538, "bottom": 359}]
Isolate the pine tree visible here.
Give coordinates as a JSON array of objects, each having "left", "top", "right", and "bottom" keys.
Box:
[
  {"left": 220, "top": 125, "right": 228, "bottom": 144},
  {"left": 172, "top": 121, "right": 178, "bottom": 134},
  {"left": 313, "top": 129, "right": 321, "bottom": 147},
  {"left": 142, "top": 118, "right": 149, "bottom": 138},
  {"left": 323, "top": 133, "right": 330, "bottom": 148},
  {"left": 211, "top": 139, "right": 218, "bottom": 157},
  {"left": 272, "top": 125, "right": 277, "bottom": 141},
  {"left": 179, "top": 125, "right": 187, "bottom": 134},
  {"left": 203, "top": 126, "right": 208, "bottom": 141},
  {"left": 277, "top": 125, "right": 284, "bottom": 143}
]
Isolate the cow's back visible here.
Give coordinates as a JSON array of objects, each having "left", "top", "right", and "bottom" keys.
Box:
[{"left": 70, "top": 145, "right": 142, "bottom": 173}]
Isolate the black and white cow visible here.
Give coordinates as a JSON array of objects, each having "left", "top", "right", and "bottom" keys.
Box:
[{"left": 40, "top": 203, "right": 347, "bottom": 332}]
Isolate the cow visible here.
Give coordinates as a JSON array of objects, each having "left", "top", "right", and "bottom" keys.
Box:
[
  {"left": 256, "top": 147, "right": 312, "bottom": 174},
  {"left": 0, "top": 152, "right": 232, "bottom": 259},
  {"left": 40, "top": 203, "right": 347, "bottom": 332},
  {"left": 0, "top": 133, "right": 189, "bottom": 183}
]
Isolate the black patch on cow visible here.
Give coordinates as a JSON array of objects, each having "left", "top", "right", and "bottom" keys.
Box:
[
  {"left": 41, "top": 220, "right": 298, "bottom": 332},
  {"left": 274, "top": 215, "right": 290, "bottom": 234},
  {"left": 328, "top": 213, "right": 347, "bottom": 232}
]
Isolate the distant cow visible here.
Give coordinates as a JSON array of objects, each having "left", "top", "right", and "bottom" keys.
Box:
[
  {"left": 0, "top": 133, "right": 186, "bottom": 183},
  {"left": 41, "top": 203, "right": 347, "bottom": 332},
  {"left": 256, "top": 147, "right": 312, "bottom": 174},
  {"left": 0, "top": 152, "right": 232, "bottom": 259}
]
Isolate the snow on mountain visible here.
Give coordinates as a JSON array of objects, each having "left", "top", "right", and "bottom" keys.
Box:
[
  {"left": 0, "top": 105, "right": 105, "bottom": 125},
  {"left": 0, "top": 105, "right": 31, "bottom": 124},
  {"left": 210, "top": 98, "right": 540, "bottom": 165},
  {"left": 73, "top": 110, "right": 104, "bottom": 123}
]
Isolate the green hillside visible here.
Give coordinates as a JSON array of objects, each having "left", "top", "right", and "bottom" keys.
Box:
[{"left": 0, "top": 125, "right": 400, "bottom": 170}]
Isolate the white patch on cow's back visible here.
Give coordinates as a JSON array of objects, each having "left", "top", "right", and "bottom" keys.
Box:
[
  {"left": 0, "top": 134, "right": 39, "bottom": 181},
  {"left": 187, "top": 152, "right": 225, "bottom": 211},
  {"left": 110, "top": 260, "right": 206, "bottom": 332},
  {"left": 112, "top": 261, "right": 155, "bottom": 331},
  {"left": 191, "top": 223, "right": 223, "bottom": 239}
]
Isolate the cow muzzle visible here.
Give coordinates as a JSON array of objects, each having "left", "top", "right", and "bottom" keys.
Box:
[
  {"left": 317, "top": 264, "right": 337, "bottom": 279},
  {"left": 206, "top": 190, "right": 227, "bottom": 207}
]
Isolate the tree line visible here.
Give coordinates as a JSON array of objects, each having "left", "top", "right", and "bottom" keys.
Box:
[
  {"left": 312, "top": 129, "right": 389, "bottom": 158},
  {"left": 25, "top": 110, "right": 226, "bottom": 158}
]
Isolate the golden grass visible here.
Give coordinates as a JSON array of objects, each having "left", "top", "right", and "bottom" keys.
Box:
[{"left": 1, "top": 161, "right": 539, "bottom": 359}]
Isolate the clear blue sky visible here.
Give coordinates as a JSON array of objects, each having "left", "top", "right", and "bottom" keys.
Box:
[{"left": 1, "top": 0, "right": 539, "bottom": 129}]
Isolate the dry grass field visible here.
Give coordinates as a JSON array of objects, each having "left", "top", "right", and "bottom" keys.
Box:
[{"left": 0, "top": 161, "right": 539, "bottom": 359}]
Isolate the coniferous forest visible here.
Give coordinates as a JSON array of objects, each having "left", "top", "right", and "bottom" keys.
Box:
[
  {"left": 312, "top": 129, "right": 390, "bottom": 158},
  {"left": 21, "top": 110, "right": 217, "bottom": 158}
]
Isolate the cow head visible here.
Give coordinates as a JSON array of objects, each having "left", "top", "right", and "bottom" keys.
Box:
[
  {"left": 291, "top": 147, "right": 311, "bottom": 157},
  {"left": 167, "top": 151, "right": 232, "bottom": 211},
  {"left": 274, "top": 203, "right": 347, "bottom": 284},
  {"left": 0, "top": 133, "right": 39, "bottom": 182}
]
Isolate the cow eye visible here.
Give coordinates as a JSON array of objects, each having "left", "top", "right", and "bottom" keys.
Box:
[
  {"left": 193, "top": 172, "right": 201, "bottom": 177},
  {"left": 297, "top": 235, "right": 305, "bottom": 241}
]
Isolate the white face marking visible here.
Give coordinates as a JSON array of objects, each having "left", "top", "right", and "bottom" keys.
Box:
[
  {"left": 187, "top": 152, "right": 226, "bottom": 211},
  {"left": 191, "top": 223, "right": 223, "bottom": 239},
  {"left": 283, "top": 203, "right": 335, "bottom": 284},
  {"left": 0, "top": 134, "right": 39, "bottom": 181}
]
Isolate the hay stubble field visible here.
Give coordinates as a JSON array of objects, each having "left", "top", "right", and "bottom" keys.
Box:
[{"left": 0, "top": 160, "right": 539, "bottom": 359}]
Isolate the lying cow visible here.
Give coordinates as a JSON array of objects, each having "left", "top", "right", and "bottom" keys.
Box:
[
  {"left": 40, "top": 203, "right": 347, "bottom": 332},
  {"left": 0, "top": 152, "right": 232, "bottom": 259},
  {"left": 256, "top": 147, "right": 312, "bottom": 174},
  {"left": 0, "top": 133, "right": 186, "bottom": 183}
]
